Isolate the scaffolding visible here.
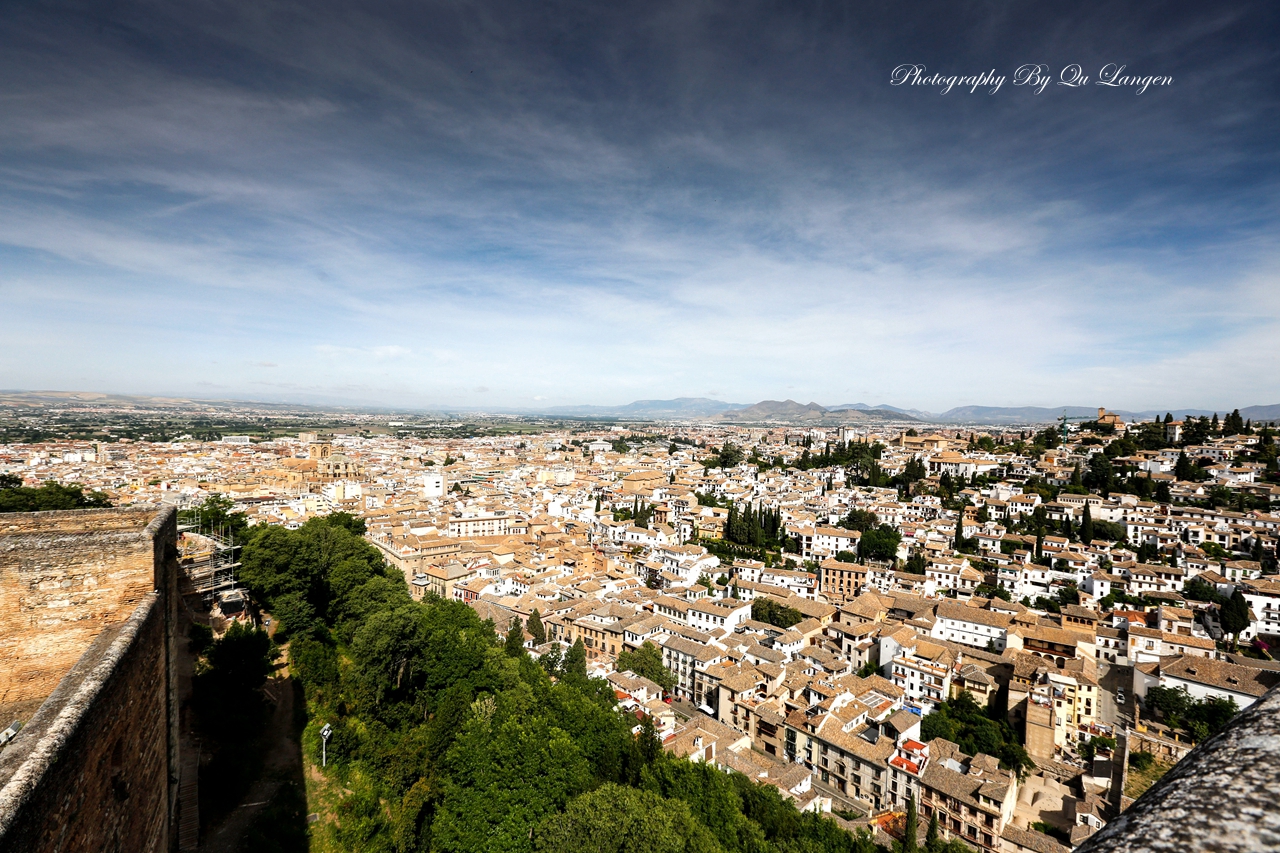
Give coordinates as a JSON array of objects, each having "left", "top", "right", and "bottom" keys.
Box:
[{"left": 177, "top": 518, "right": 242, "bottom": 603}]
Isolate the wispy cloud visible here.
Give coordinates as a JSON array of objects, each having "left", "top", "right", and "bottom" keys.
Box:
[{"left": 0, "top": 0, "right": 1276, "bottom": 410}]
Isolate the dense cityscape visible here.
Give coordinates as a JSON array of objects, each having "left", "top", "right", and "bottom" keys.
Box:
[
  {"left": 3, "top": 1, "right": 1277, "bottom": 851},
  {"left": 3, "top": 397, "right": 1278, "bottom": 852}
]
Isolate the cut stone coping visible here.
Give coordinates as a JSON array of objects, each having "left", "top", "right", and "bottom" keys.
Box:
[
  {"left": 1073, "top": 684, "right": 1280, "bottom": 852},
  {"left": 0, "top": 591, "right": 160, "bottom": 836}
]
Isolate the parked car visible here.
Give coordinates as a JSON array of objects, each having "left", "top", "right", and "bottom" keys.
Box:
[{"left": 1116, "top": 689, "right": 1126, "bottom": 705}]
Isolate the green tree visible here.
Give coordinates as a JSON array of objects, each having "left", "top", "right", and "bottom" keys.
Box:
[
  {"left": 840, "top": 508, "right": 879, "bottom": 532},
  {"left": 1175, "top": 451, "right": 1193, "bottom": 481},
  {"left": 903, "top": 794, "right": 919, "bottom": 853},
  {"left": 533, "top": 783, "right": 723, "bottom": 853},
  {"left": 919, "top": 692, "right": 1033, "bottom": 777},
  {"left": 203, "top": 620, "right": 275, "bottom": 698},
  {"left": 860, "top": 525, "right": 902, "bottom": 563},
  {"left": 615, "top": 641, "right": 676, "bottom": 693},
  {"left": 505, "top": 616, "right": 526, "bottom": 657},
  {"left": 0, "top": 480, "right": 112, "bottom": 513},
  {"left": 1087, "top": 453, "right": 1114, "bottom": 494},
  {"left": 751, "top": 597, "right": 805, "bottom": 629},
  {"left": 925, "top": 812, "right": 940, "bottom": 853},
  {"left": 1219, "top": 589, "right": 1251, "bottom": 649},
  {"left": 269, "top": 591, "right": 319, "bottom": 640},
  {"left": 184, "top": 494, "right": 250, "bottom": 543},
  {"left": 434, "top": 706, "right": 594, "bottom": 853},
  {"left": 1080, "top": 503, "right": 1094, "bottom": 543},
  {"left": 563, "top": 638, "right": 588, "bottom": 679},
  {"left": 1077, "top": 735, "right": 1116, "bottom": 763},
  {"left": 240, "top": 514, "right": 393, "bottom": 629},
  {"left": 1143, "top": 686, "right": 1238, "bottom": 741},
  {"left": 528, "top": 608, "right": 547, "bottom": 645}
]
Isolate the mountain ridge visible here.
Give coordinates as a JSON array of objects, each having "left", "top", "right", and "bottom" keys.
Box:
[
  {"left": 709, "top": 399, "right": 919, "bottom": 424},
  {"left": 2, "top": 390, "right": 1276, "bottom": 425}
]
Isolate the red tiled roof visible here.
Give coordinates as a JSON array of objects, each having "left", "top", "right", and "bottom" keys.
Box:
[{"left": 890, "top": 755, "right": 920, "bottom": 774}]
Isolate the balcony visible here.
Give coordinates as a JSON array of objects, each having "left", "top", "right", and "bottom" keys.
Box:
[{"left": 1075, "top": 685, "right": 1280, "bottom": 852}]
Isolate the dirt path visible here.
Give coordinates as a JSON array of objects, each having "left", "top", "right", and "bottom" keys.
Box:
[{"left": 197, "top": 653, "right": 302, "bottom": 853}]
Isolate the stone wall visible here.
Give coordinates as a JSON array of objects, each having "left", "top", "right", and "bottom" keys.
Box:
[
  {"left": 0, "top": 507, "right": 179, "bottom": 853},
  {"left": 1075, "top": 685, "right": 1280, "bottom": 853},
  {"left": 0, "top": 508, "right": 168, "bottom": 712}
]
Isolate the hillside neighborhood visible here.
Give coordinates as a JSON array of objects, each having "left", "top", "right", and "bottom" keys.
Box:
[{"left": 4, "top": 405, "right": 1279, "bottom": 852}]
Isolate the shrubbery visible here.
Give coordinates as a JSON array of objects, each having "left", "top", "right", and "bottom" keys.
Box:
[
  {"left": 236, "top": 514, "right": 875, "bottom": 853},
  {"left": 919, "top": 692, "right": 1033, "bottom": 777}
]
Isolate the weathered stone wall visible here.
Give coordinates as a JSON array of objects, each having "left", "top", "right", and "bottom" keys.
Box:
[
  {"left": 0, "top": 507, "right": 179, "bottom": 853},
  {"left": 0, "top": 508, "right": 166, "bottom": 710},
  {"left": 0, "top": 596, "right": 170, "bottom": 851},
  {"left": 1075, "top": 684, "right": 1280, "bottom": 853}
]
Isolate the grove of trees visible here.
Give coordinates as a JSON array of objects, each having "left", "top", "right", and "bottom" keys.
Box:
[
  {"left": 751, "top": 597, "right": 806, "bottom": 629},
  {"left": 236, "top": 514, "right": 876, "bottom": 853},
  {"left": 1142, "top": 685, "right": 1238, "bottom": 742},
  {"left": 919, "top": 692, "right": 1033, "bottom": 778},
  {"left": 615, "top": 641, "right": 676, "bottom": 693},
  {"left": 0, "top": 474, "right": 112, "bottom": 513}
]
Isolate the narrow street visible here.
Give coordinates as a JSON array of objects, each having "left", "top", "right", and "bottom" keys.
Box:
[{"left": 1096, "top": 662, "right": 1135, "bottom": 730}]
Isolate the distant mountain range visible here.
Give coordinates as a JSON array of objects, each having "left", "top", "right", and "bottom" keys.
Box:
[
  {"left": 3, "top": 390, "right": 1277, "bottom": 426},
  {"left": 539, "top": 397, "right": 746, "bottom": 419},
  {"left": 0, "top": 389, "right": 395, "bottom": 413},
  {"left": 532, "top": 398, "right": 1280, "bottom": 425},
  {"left": 831, "top": 402, "right": 936, "bottom": 420},
  {"left": 709, "top": 400, "right": 918, "bottom": 424}
]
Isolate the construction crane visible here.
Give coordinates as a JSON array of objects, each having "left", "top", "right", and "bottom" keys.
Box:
[{"left": 1058, "top": 410, "right": 1090, "bottom": 446}]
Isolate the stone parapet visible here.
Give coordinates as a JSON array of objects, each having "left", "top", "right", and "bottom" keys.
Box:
[{"left": 1073, "top": 685, "right": 1280, "bottom": 853}]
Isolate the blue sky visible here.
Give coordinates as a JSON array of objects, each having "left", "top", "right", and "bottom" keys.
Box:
[{"left": 1, "top": 1, "right": 1277, "bottom": 412}]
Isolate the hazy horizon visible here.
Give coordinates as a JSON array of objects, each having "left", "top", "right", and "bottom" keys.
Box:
[
  {"left": 2, "top": 1, "right": 1277, "bottom": 410},
  {"left": 2, "top": 387, "right": 1276, "bottom": 422}
]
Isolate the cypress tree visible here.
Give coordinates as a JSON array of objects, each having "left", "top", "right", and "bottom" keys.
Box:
[
  {"left": 926, "top": 812, "right": 940, "bottom": 852},
  {"left": 1081, "top": 503, "right": 1094, "bottom": 543},
  {"left": 903, "top": 794, "right": 919, "bottom": 853},
  {"left": 954, "top": 511, "right": 964, "bottom": 549},
  {"left": 527, "top": 608, "right": 546, "bottom": 644},
  {"left": 1175, "top": 451, "right": 1192, "bottom": 481},
  {"left": 563, "top": 637, "right": 587, "bottom": 678},
  {"left": 504, "top": 617, "right": 525, "bottom": 657}
]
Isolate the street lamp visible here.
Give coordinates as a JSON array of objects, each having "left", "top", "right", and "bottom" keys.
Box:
[{"left": 320, "top": 723, "right": 332, "bottom": 768}]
